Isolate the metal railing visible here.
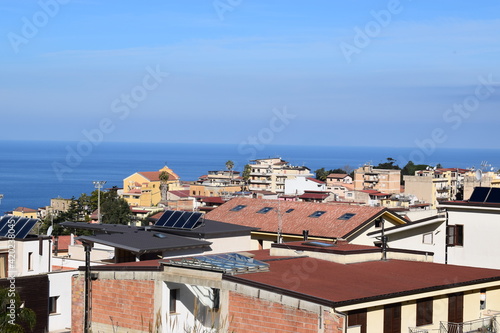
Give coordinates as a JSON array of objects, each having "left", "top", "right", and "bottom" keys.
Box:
[{"left": 409, "top": 316, "right": 498, "bottom": 333}]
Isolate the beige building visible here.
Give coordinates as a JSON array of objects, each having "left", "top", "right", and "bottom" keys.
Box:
[
  {"left": 247, "top": 158, "right": 313, "bottom": 194},
  {"left": 121, "top": 165, "right": 181, "bottom": 207},
  {"left": 463, "top": 170, "right": 500, "bottom": 200},
  {"left": 404, "top": 168, "right": 468, "bottom": 208},
  {"left": 354, "top": 164, "right": 401, "bottom": 194},
  {"left": 190, "top": 170, "right": 245, "bottom": 197}
]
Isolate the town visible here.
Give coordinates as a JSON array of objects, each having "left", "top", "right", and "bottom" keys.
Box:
[{"left": 2, "top": 157, "right": 500, "bottom": 332}]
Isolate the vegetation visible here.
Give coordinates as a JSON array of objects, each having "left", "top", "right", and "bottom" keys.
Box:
[
  {"left": 242, "top": 164, "right": 251, "bottom": 181},
  {"left": 159, "top": 170, "right": 170, "bottom": 202},
  {"left": 314, "top": 167, "right": 348, "bottom": 181},
  {"left": 0, "top": 288, "right": 36, "bottom": 332}
]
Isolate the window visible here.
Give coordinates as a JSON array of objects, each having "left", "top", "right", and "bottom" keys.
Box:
[
  {"left": 230, "top": 205, "right": 247, "bottom": 212},
  {"left": 446, "top": 225, "right": 463, "bottom": 246},
  {"left": 374, "top": 218, "right": 382, "bottom": 228},
  {"left": 169, "top": 289, "right": 179, "bottom": 314},
  {"left": 257, "top": 207, "right": 273, "bottom": 214},
  {"left": 384, "top": 303, "right": 401, "bottom": 333},
  {"left": 348, "top": 308, "right": 367, "bottom": 333},
  {"left": 49, "top": 296, "right": 59, "bottom": 314},
  {"left": 28, "top": 252, "right": 33, "bottom": 271},
  {"left": 422, "top": 232, "right": 433, "bottom": 245},
  {"left": 285, "top": 209, "right": 294, "bottom": 213},
  {"left": 338, "top": 213, "right": 356, "bottom": 220},
  {"left": 309, "top": 211, "right": 326, "bottom": 218},
  {"left": 0, "top": 253, "right": 7, "bottom": 278},
  {"left": 416, "top": 298, "right": 433, "bottom": 326}
]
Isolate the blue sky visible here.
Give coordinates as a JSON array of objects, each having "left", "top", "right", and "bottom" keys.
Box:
[{"left": 1, "top": 0, "right": 499, "bottom": 148}]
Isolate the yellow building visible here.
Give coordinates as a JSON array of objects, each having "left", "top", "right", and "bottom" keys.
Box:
[
  {"left": 354, "top": 164, "right": 401, "bottom": 194},
  {"left": 121, "top": 166, "right": 181, "bottom": 207},
  {"left": 12, "top": 207, "right": 38, "bottom": 219}
]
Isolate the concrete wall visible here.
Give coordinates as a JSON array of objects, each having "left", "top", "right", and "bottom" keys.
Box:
[
  {"left": 0, "top": 238, "right": 52, "bottom": 276},
  {"left": 284, "top": 176, "right": 326, "bottom": 195}
]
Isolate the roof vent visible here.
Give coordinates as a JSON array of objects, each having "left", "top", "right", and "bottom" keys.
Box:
[{"left": 153, "top": 233, "right": 168, "bottom": 238}]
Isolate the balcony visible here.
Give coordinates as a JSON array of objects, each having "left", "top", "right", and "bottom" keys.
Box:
[
  {"left": 250, "top": 179, "right": 271, "bottom": 184},
  {"left": 409, "top": 316, "right": 498, "bottom": 333}
]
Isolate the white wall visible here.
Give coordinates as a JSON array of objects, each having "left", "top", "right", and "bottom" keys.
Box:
[
  {"left": 0, "top": 238, "right": 52, "bottom": 276},
  {"left": 48, "top": 270, "right": 75, "bottom": 332},
  {"left": 284, "top": 177, "right": 325, "bottom": 195},
  {"left": 204, "top": 235, "right": 253, "bottom": 255},
  {"left": 447, "top": 207, "right": 500, "bottom": 269}
]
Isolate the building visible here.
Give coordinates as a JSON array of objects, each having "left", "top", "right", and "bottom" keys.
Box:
[
  {"left": 284, "top": 177, "right": 327, "bottom": 195},
  {"left": 247, "top": 158, "right": 313, "bottom": 194},
  {"left": 49, "top": 197, "right": 75, "bottom": 215},
  {"left": 404, "top": 168, "right": 468, "bottom": 208},
  {"left": 354, "top": 165, "right": 401, "bottom": 194},
  {"left": 463, "top": 170, "right": 500, "bottom": 200},
  {"left": 121, "top": 165, "right": 181, "bottom": 207},
  {"left": 205, "top": 197, "right": 408, "bottom": 249},
  {"left": 326, "top": 173, "right": 353, "bottom": 187},
  {"left": 12, "top": 206, "right": 38, "bottom": 219},
  {"left": 71, "top": 240, "right": 500, "bottom": 333},
  {"left": 368, "top": 187, "right": 500, "bottom": 270},
  {"left": 0, "top": 215, "right": 72, "bottom": 332}
]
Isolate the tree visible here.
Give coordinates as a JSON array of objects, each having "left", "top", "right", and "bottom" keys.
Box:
[
  {"left": 242, "top": 164, "right": 251, "bottom": 181},
  {"left": 100, "top": 191, "right": 132, "bottom": 225},
  {"left": 330, "top": 168, "right": 347, "bottom": 174},
  {"left": 159, "top": 171, "right": 170, "bottom": 203},
  {"left": 0, "top": 288, "right": 36, "bottom": 332},
  {"left": 225, "top": 160, "right": 234, "bottom": 183},
  {"left": 315, "top": 168, "right": 328, "bottom": 181},
  {"left": 376, "top": 157, "right": 400, "bottom": 170}
]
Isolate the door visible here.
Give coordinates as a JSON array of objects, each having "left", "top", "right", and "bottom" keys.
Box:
[
  {"left": 384, "top": 303, "right": 401, "bottom": 333},
  {"left": 448, "top": 293, "right": 463, "bottom": 333},
  {"left": 348, "top": 308, "right": 367, "bottom": 333}
]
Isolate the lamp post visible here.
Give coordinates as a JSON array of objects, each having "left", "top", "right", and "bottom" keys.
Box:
[
  {"left": 0, "top": 194, "right": 3, "bottom": 205},
  {"left": 92, "top": 181, "right": 106, "bottom": 223}
]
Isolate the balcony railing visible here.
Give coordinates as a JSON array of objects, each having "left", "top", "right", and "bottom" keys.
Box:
[{"left": 409, "top": 316, "right": 498, "bottom": 333}]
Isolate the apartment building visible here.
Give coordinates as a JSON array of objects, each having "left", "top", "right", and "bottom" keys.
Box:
[
  {"left": 190, "top": 170, "right": 244, "bottom": 197},
  {"left": 354, "top": 164, "right": 401, "bottom": 194},
  {"left": 463, "top": 170, "right": 500, "bottom": 200},
  {"left": 247, "top": 158, "right": 313, "bottom": 194},
  {"left": 404, "top": 168, "right": 468, "bottom": 208}
]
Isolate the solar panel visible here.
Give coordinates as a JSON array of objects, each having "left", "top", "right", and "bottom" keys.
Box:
[
  {"left": 485, "top": 188, "right": 500, "bottom": 204},
  {"left": 181, "top": 212, "right": 203, "bottom": 229},
  {"left": 155, "top": 210, "right": 175, "bottom": 227},
  {"left": 154, "top": 211, "right": 203, "bottom": 230},
  {"left": 171, "top": 211, "right": 190, "bottom": 228},
  {"left": 469, "top": 187, "right": 491, "bottom": 202},
  {"left": 0, "top": 215, "right": 38, "bottom": 239}
]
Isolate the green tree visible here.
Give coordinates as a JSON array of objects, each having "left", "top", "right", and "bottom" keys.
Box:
[
  {"left": 376, "top": 157, "right": 400, "bottom": 170},
  {"left": 315, "top": 168, "right": 328, "bottom": 181},
  {"left": 242, "top": 164, "right": 251, "bottom": 181},
  {"left": 159, "top": 171, "right": 170, "bottom": 203},
  {"left": 101, "top": 191, "right": 131, "bottom": 225},
  {"left": 330, "top": 168, "right": 347, "bottom": 174},
  {"left": 0, "top": 288, "right": 36, "bottom": 332}
]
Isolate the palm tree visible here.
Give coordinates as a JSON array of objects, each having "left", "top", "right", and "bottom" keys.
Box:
[
  {"left": 225, "top": 160, "right": 234, "bottom": 184},
  {"left": 0, "top": 288, "right": 36, "bottom": 332},
  {"left": 159, "top": 171, "right": 170, "bottom": 203}
]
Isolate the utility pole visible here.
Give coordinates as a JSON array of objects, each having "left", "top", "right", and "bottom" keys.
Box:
[{"left": 92, "top": 181, "right": 106, "bottom": 223}]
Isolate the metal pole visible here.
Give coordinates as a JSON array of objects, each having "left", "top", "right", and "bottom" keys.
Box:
[
  {"left": 93, "top": 181, "right": 106, "bottom": 223},
  {"left": 83, "top": 241, "right": 92, "bottom": 333}
]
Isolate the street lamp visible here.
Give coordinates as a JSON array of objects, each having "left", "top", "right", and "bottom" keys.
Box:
[
  {"left": 0, "top": 194, "right": 3, "bottom": 205},
  {"left": 92, "top": 181, "right": 106, "bottom": 223}
]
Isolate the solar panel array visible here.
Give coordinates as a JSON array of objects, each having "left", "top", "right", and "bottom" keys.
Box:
[
  {"left": 163, "top": 253, "right": 269, "bottom": 274},
  {"left": 0, "top": 215, "right": 38, "bottom": 239},
  {"left": 154, "top": 210, "right": 203, "bottom": 230},
  {"left": 469, "top": 187, "right": 500, "bottom": 204}
]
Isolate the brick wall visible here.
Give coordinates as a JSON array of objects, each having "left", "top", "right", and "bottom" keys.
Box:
[
  {"left": 72, "top": 275, "right": 155, "bottom": 333},
  {"left": 228, "top": 291, "right": 344, "bottom": 333}
]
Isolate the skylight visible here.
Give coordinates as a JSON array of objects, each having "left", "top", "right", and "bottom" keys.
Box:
[
  {"left": 309, "top": 211, "right": 326, "bottom": 218},
  {"left": 338, "top": 213, "right": 356, "bottom": 220},
  {"left": 257, "top": 207, "right": 273, "bottom": 214},
  {"left": 230, "top": 205, "right": 247, "bottom": 212},
  {"left": 285, "top": 209, "right": 294, "bottom": 213}
]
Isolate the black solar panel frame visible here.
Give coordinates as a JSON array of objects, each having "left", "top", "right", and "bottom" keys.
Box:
[
  {"left": 171, "top": 211, "right": 191, "bottom": 228},
  {"left": 181, "top": 213, "right": 203, "bottom": 229},
  {"left": 485, "top": 188, "right": 500, "bottom": 203},
  {"left": 15, "top": 219, "right": 37, "bottom": 239},
  {"left": 0, "top": 216, "right": 20, "bottom": 237},
  {"left": 155, "top": 210, "right": 175, "bottom": 227},
  {"left": 165, "top": 211, "right": 183, "bottom": 227}
]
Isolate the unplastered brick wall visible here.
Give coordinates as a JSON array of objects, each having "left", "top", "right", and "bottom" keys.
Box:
[
  {"left": 72, "top": 275, "right": 155, "bottom": 333},
  {"left": 228, "top": 290, "right": 339, "bottom": 333}
]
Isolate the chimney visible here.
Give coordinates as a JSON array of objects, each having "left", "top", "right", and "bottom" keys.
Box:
[{"left": 302, "top": 230, "right": 309, "bottom": 241}]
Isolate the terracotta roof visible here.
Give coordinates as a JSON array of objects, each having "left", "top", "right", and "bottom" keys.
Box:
[
  {"left": 13, "top": 207, "right": 37, "bottom": 213},
  {"left": 205, "top": 197, "right": 398, "bottom": 238},
  {"left": 169, "top": 190, "right": 190, "bottom": 198},
  {"left": 327, "top": 173, "right": 349, "bottom": 179},
  {"left": 299, "top": 192, "right": 329, "bottom": 200},
  {"left": 306, "top": 177, "right": 325, "bottom": 184},
  {"left": 202, "top": 197, "right": 225, "bottom": 204},
  {"left": 226, "top": 251, "right": 500, "bottom": 306},
  {"left": 138, "top": 170, "right": 180, "bottom": 181},
  {"left": 53, "top": 235, "right": 72, "bottom": 251}
]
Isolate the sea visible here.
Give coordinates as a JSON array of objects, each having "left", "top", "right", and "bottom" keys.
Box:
[{"left": 0, "top": 140, "right": 499, "bottom": 212}]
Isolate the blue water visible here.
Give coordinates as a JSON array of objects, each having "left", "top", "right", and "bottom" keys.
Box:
[{"left": 0, "top": 140, "right": 499, "bottom": 212}]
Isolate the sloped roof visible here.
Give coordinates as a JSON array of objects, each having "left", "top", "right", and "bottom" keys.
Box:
[
  {"left": 13, "top": 207, "right": 37, "bottom": 213},
  {"left": 225, "top": 251, "right": 500, "bottom": 307},
  {"left": 327, "top": 173, "right": 349, "bottom": 179},
  {"left": 205, "top": 197, "right": 403, "bottom": 238},
  {"left": 306, "top": 177, "right": 325, "bottom": 184}
]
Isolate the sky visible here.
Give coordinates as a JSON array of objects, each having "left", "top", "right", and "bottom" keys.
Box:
[{"left": 0, "top": 0, "right": 499, "bottom": 148}]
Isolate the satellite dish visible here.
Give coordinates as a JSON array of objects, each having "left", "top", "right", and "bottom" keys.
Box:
[
  {"left": 475, "top": 170, "right": 483, "bottom": 181},
  {"left": 47, "top": 226, "right": 53, "bottom": 236}
]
